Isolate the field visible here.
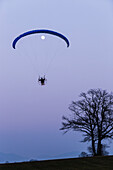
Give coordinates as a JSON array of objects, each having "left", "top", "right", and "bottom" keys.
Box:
[{"left": 0, "top": 156, "right": 113, "bottom": 170}]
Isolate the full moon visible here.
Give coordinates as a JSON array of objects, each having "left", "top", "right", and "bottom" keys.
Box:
[{"left": 41, "top": 35, "right": 45, "bottom": 40}]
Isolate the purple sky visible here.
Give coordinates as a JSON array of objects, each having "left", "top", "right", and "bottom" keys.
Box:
[{"left": 0, "top": 0, "right": 113, "bottom": 160}]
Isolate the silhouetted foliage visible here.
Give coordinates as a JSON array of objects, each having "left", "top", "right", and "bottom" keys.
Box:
[
  {"left": 101, "top": 144, "right": 109, "bottom": 156},
  {"left": 79, "top": 152, "right": 88, "bottom": 158},
  {"left": 60, "top": 89, "right": 113, "bottom": 156}
]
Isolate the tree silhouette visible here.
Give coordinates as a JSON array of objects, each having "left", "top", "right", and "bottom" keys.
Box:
[{"left": 60, "top": 89, "right": 113, "bottom": 156}]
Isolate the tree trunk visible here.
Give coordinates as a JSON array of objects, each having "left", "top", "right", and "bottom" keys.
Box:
[
  {"left": 97, "top": 139, "right": 102, "bottom": 156},
  {"left": 92, "top": 138, "right": 96, "bottom": 156}
]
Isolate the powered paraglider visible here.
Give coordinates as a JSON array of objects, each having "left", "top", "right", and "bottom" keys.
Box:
[{"left": 12, "top": 29, "right": 70, "bottom": 85}]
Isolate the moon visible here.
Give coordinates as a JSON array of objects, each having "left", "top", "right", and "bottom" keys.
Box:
[{"left": 41, "top": 35, "right": 45, "bottom": 40}]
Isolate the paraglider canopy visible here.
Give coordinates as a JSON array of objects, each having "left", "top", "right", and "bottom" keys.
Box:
[{"left": 12, "top": 29, "right": 70, "bottom": 49}]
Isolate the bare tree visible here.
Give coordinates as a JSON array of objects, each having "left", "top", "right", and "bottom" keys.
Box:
[{"left": 60, "top": 89, "right": 113, "bottom": 156}]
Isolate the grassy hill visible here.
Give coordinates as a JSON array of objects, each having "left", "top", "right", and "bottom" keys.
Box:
[{"left": 0, "top": 156, "right": 113, "bottom": 170}]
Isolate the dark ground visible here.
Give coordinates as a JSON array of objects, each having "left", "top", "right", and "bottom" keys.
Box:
[{"left": 0, "top": 155, "right": 113, "bottom": 170}]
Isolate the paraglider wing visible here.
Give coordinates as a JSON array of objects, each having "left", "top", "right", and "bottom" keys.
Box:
[{"left": 12, "top": 29, "right": 70, "bottom": 49}]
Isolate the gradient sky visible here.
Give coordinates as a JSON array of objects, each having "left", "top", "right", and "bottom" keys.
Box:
[{"left": 0, "top": 0, "right": 113, "bottom": 160}]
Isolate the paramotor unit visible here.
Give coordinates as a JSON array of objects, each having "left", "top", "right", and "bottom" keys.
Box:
[
  {"left": 12, "top": 29, "right": 70, "bottom": 85},
  {"left": 38, "top": 75, "right": 47, "bottom": 86}
]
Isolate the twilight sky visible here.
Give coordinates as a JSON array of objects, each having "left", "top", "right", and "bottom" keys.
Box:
[{"left": 0, "top": 0, "right": 113, "bottom": 161}]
